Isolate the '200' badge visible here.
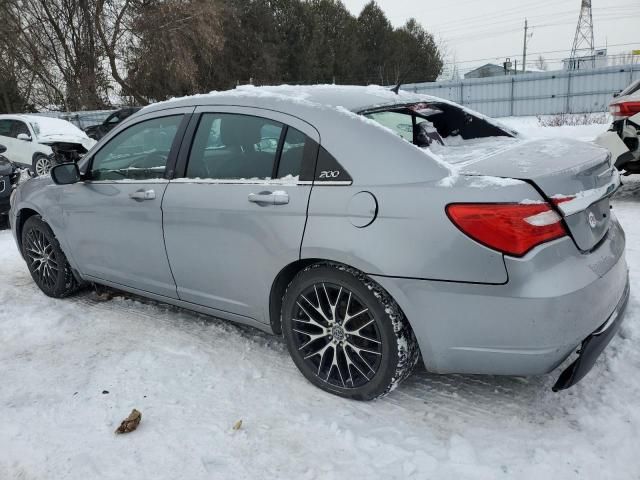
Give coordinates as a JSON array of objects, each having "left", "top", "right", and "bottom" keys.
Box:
[{"left": 320, "top": 170, "right": 340, "bottom": 179}]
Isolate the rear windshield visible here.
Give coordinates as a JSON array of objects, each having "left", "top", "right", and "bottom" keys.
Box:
[{"left": 362, "top": 103, "right": 513, "bottom": 148}]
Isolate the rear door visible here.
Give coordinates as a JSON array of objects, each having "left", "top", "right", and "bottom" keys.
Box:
[
  {"left": 57, "top": 109, "right": 192, "bottom": 297},
  {"left": 162, "top": 107, "right": 319, "bottom": 323}
]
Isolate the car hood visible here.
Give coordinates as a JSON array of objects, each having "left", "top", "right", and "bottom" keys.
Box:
[{"left": 37, "top": 133, "right": 97, "bottom": 151}]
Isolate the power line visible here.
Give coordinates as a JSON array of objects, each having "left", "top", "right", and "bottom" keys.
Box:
[
  {"left": 440, "top": 41, "right": 640, "bottom": 67},
  {"left": 433, "top": 7, "right": 638, "bottom": 36},
  {"left": 425, "top": 0, "right": 633, "bottom": 31},
  {"left": 444, "top": 15, "right": 639, "bottom": 45}
]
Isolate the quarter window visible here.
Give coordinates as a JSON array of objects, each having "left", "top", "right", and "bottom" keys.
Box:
[
  {"left": 187, "top": 113, "right": 284, "bottom": 180},
  {"left": 90, "top": 115, "right": 182, "bottom": 181}
]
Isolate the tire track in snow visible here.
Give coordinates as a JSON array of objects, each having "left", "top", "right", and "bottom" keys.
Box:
[{"left": 4, "top": 266, "right": 556, "bottom": 425}]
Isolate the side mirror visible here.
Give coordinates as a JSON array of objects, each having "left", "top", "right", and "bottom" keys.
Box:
[
  {"left": 17, "top": 133, "right": 32, "bottom": 141},
  {"left": 0, "top": 144, "right": 6, "bottom": 154},
  {"left": 613, "top": 91, "right": 621, "bottom": 98},
  {"left": 51, "top": 163, "right": 81, "bottom": 185}
]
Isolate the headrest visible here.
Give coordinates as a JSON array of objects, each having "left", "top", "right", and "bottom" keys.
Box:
[{"left": 220, "top": 115, "right": 263, "bottom": 150}]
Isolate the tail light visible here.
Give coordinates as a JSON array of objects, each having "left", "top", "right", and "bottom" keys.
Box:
[
  {"left": 446, "top": 203, "right": 567, "bottom": 257},
  {"left": 610, "top": 101, "right": 640, "bottom": 119}
]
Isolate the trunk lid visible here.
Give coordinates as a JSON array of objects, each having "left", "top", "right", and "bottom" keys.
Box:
[{"left": 452, "top": 138, "right": 619, "bottom": 251}]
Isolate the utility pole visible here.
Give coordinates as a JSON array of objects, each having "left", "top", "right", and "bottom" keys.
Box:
[{"left": 522, "top": 18, "right": 528, "bottom": 73}]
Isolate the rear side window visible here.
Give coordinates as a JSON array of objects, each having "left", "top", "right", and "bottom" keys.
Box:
[
  {"left": 187, "top": 113, "right": 287, "bottom": 180},
  {"left": 277, "top": 127, "right": 308, "bottom": 179}
]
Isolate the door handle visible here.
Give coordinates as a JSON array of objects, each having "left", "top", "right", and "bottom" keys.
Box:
[
  {"left": 129, "top": 189, "right": 156, "bottom": 201},
  {"left": 248, "top": 191, "right": 289, "bottom": 206}
]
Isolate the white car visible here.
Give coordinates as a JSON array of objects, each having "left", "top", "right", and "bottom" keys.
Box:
[
  {"left": 595, "top": 79, "right": 640, "bottom": 173},
  {"left": 0, "top": 114, "right": 96, "bottom": 175}
]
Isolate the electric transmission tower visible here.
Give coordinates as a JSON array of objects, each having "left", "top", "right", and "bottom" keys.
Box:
[{"left": 569, "top": 0, "right": 595, "bottom": 69}]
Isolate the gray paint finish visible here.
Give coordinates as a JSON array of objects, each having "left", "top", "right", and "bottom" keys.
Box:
[
  {"left": 10, "top": 85, "right": 629, "bottom": 379},
  {"left": 57, "top": 180, "right": 177, "bottom": 298},
  {"left": 162, "top": 182, "right": 311, "bottom": 322}
]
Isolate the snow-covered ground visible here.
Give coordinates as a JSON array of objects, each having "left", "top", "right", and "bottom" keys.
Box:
[
  {"left": 498, "top": 115, "right": 611, "bottom": 142},
  {"left": 1, "top": 120, "right": 639, "bottom": 480}
]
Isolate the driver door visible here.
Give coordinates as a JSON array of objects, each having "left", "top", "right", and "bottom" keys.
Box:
[
  {"left": 56, "top": 110, "right": 191, "bottom": 298},
  {"left": 12, "top": 120, "right": 38, "bottom": 167}
]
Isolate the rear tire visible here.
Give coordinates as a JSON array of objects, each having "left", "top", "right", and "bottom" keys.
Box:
[
  {"left": 21, "top": 215, "right": 78, "bottom": 298},
  {"left": 281, "top": 263, "right": 419, "bottom": 401}
]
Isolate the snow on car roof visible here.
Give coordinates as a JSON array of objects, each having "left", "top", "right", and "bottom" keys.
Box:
[
  {"left": 146, "top": 84, "right": 434, "bottom": 114},
  {"left": 18, "top": 114, "right": 88, "bottom": 138},
  {"left": 142, "top": 85, "right": 518, "bottom": 138}
]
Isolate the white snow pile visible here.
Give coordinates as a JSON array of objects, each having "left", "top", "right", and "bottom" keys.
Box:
[{"left": 1, "top": 122, "right": 639, "bottom": 480}]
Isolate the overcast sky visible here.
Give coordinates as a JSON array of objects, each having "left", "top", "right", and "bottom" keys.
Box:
[{"left": 342, "top": 0, "right": 639, "bottom": 75}]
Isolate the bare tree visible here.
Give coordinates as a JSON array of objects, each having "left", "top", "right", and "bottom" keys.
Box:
[
  {"left": 534, "top": 55, "right": 548, "bottom": 71},
  {"left": 95, "top": 0, "right": 148, "bottom": 105},
  {"left": 0, "top": 0, "right": 109, "bottom": 110}
]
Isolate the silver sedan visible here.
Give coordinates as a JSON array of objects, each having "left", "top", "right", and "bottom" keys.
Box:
[{"left": 9, "top": 86, "right": 629, "bottom": 400}]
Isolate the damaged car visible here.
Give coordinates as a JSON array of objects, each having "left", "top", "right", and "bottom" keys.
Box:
[
  {"left": 0, "top": 114, "right": 96, "bottom": 176},
  {"left": 84, "top": 107, "right": 142, "bottom": 141},
  {"left": 596, "top": 79, "right": 640, "bottom": 173},
  {"left": 9, "top": 85, "right": 629, "bottom": 400},
  {"left": 0, "top": 144, "right": 21, "bottom": 225}
]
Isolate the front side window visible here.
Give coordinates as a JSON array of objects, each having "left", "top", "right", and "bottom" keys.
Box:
[
  {"left": 13, "top": 121, "right": 30, "bottom": 138},
  {"left": 187, "top": 113, "right": 284, "bottom": 180},
  {"left": 90, "top": 115, "right": 182, "bottom": 181}
]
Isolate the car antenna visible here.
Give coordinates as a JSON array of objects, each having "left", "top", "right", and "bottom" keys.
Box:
[{"left": 391, "top": 82, "right": 402, "bottom": 95}]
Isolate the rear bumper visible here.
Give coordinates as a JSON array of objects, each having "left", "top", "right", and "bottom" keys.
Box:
[
  {"left": 372, "top": 214, "right": 628, "bottom": 379},
  {"left": 553, "top": 279, "right": 630, "bottom": 391}
]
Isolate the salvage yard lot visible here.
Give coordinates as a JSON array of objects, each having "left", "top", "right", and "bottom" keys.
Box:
[{"left": 1, "top": 121, "right": 639, "bottom": 480}]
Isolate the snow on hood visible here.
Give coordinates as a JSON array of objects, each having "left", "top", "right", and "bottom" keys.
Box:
[{"left": 27, "top": 116, "right": 97, "bottom": 150}]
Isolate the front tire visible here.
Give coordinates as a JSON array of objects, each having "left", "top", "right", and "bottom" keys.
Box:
[
  {"left": 21, "top": 215, "right": 78, "bottom": 298},
  {"left": 32, "top": 154, "right": 53, "bottom": 176},
  {"left": 281, "top": 263, "right": 419, "bottom": 401}
]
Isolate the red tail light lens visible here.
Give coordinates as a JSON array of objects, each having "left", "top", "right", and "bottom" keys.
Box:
[
  {"left": 610, "top": 101, "right": 640, "bottom": 118},
  {"left": 446, "top": 203, "right": 567, "bottom": 257}
]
